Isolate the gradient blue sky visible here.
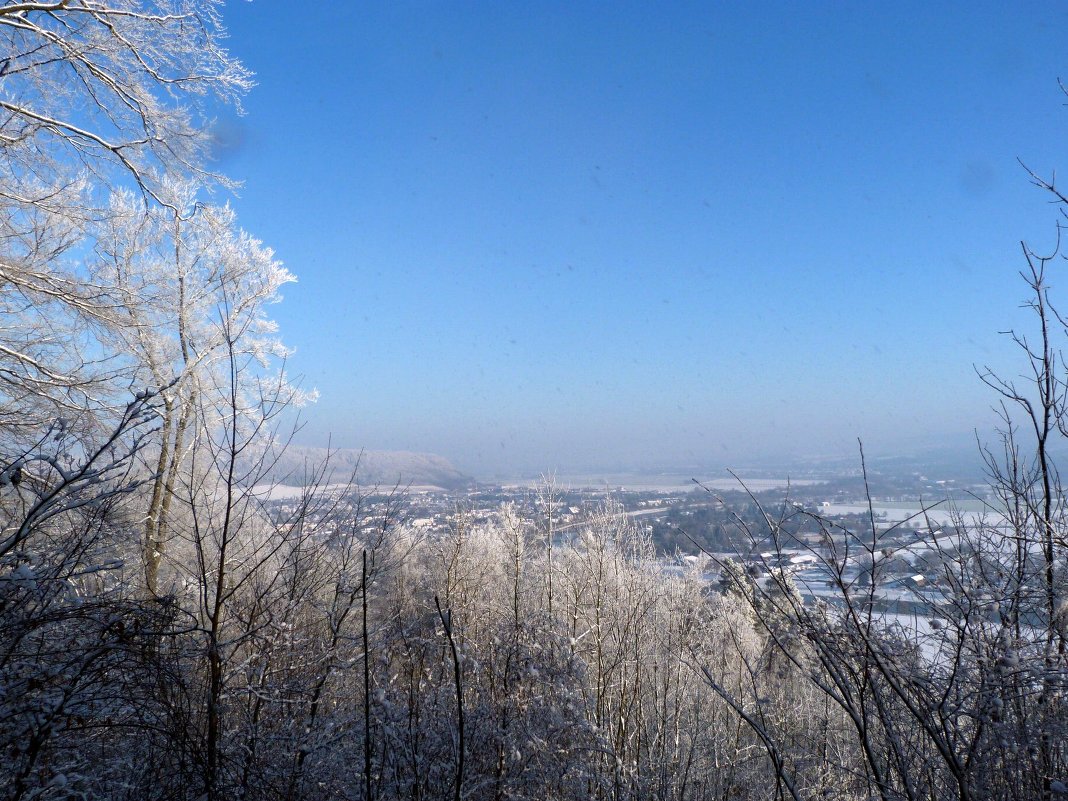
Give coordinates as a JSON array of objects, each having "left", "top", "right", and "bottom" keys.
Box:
[{"left": 216, "top": 2, "right": 1068, "bottom": 477}]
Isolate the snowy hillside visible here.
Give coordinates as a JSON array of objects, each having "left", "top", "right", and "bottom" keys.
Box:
[{"left": 264, "top": 446, "right": 475, "bottom": 490}]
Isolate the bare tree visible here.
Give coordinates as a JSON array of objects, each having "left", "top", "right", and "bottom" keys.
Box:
[{"left": 0, "top": 390, "right": 179, "bottom": 800}]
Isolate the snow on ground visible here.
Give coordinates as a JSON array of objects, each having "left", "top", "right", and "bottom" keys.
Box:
[{"left": 816, "top": 501, "right": 1004, "bottom": 528}]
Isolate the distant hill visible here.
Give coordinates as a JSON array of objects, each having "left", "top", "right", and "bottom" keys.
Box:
[{"left": 261, "top": 446, "right": 474, "bottom": 491}]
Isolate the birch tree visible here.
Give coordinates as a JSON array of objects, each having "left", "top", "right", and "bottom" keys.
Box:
[{"left": 88, "top": 184, "right": 303, "bottom": 593}]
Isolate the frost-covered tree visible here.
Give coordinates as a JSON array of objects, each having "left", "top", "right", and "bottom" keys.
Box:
[
  {"left": 0, "top": 0, "right": 251, "bottom": 439},
  {"left": 695, "top": 449, "right": 1067, "bottom": 799},
  {"left": 0, "top": 0, "right": 249, "bottom": 200},
  {"left": 0, "top": 391, "right": 175, "bottom": 801},
  {"left": 88, "top": 184, "right": 304, "bottom": 593}
]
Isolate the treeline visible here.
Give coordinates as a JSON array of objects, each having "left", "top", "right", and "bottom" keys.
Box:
[
  {"left": 649, "top": 498, "right": 787, "bottom": 553},
  {"left": 3, "top": 464, "right": 1067, "bottom": 800},
  {"left": 0, "top": 480, "right": 794, "bottom": 799}
]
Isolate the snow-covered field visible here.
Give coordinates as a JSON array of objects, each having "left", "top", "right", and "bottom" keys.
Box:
[{"left": 815, "top": 500, "right": 1002, "bottom": 528}]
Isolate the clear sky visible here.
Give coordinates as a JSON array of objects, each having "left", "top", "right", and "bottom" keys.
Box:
[{"left": 215, "top": 1, "right": 1068, "bottom": 477}]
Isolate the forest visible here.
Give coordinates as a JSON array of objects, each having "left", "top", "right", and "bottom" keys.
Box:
[{"left": 1, "top": 3, "right": 1066, "bottom": 800}]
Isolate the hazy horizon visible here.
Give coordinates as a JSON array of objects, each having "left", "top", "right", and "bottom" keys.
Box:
[{"left": 283, "top": 426, "right": 1002, "bottom": 484}]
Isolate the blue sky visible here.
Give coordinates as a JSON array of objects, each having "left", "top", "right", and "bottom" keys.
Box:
[{"left": 216, "top": 2, "right": 1068, "bottom": 477}]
